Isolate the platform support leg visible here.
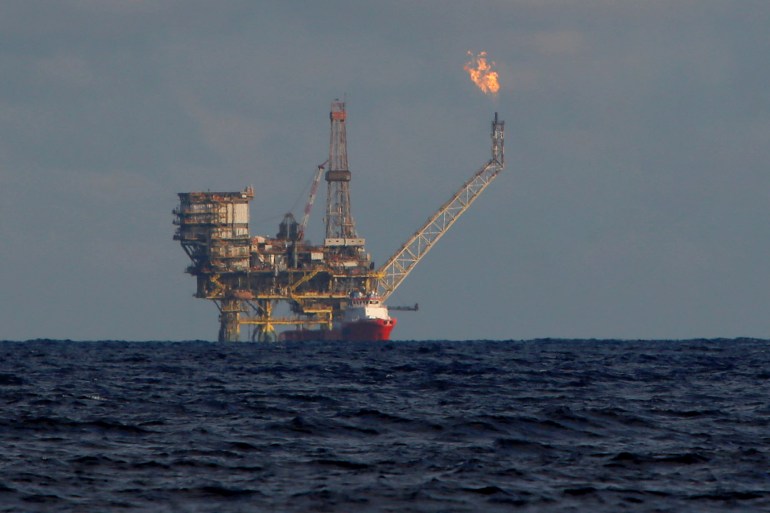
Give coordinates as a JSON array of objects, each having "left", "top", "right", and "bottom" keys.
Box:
[{"left": 218, "top": 300, "right": 241, "bottom": 342}]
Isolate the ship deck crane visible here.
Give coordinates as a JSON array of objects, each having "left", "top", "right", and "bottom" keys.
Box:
[{"left": 375, "top": 113, "right": 504, "bottom": 301}]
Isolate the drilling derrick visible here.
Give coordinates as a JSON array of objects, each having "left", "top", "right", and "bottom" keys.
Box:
[{"left": 324, "top": 101, "right": 364, "bottom": 252}]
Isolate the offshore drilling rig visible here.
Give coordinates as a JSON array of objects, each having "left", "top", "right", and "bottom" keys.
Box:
[{"left": 173, "top": 101, "right": 504, "bottom": 341}]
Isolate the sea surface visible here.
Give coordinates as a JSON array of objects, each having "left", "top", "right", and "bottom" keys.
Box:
[{"left": 1, "top": 339, "right": 769, "bottom": 512}]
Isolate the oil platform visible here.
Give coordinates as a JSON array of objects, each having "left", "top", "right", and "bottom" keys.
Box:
[{"left": 173, "top": 101, "right": 504, "bottom": 341}]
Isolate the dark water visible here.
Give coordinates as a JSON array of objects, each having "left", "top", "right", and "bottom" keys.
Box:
[{"left": 1, "top": 339, "right": 769, "bottom": 512}]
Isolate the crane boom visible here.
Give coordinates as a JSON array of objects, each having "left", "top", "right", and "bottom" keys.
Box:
[
  {"left": 375, "top": 113, "right": 505, "bottom": 301},
  {"left": 298, "top": 162, "right": 326, "bottom": 241}
]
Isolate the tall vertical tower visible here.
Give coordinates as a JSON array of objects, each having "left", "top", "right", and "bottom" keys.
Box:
[{"left": 324, "top": 100, "right": 359, "bottom": 243}]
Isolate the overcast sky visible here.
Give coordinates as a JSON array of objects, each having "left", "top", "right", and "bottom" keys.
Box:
[{"left": 1, "top": 1, "right": 768, "bottom": 341}]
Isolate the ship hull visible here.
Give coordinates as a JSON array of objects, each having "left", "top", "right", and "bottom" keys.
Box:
[
  {"left": 279, "top": 318, "right": 396, "bottom": 342},
  {"left": 341, "top": 318, "right": 396, "bottom": 342}
]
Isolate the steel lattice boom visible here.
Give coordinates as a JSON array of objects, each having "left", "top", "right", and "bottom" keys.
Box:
[{"left": 375, "top": 113, "right": 505, "bottom": 301}]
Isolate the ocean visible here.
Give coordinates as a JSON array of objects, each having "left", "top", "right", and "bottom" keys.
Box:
[{"left": 1, "top": 339, "right": 768, "bottom": 512}]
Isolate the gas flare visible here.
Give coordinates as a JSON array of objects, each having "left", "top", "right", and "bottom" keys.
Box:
[{"left": 464, "top": 51, "right": 500, "bottom": 95}]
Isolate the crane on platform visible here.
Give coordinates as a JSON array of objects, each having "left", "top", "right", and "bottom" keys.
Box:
[
  {"left": 375, "top": 113, "right": 505, "bottom": 301},
  {"left": 298, "top": 162, "right": 326, "bottom": 241}
]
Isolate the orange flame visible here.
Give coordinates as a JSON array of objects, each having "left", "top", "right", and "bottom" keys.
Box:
[{"left": 464, "top": 51, "right": 500, "bottom": 95}]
